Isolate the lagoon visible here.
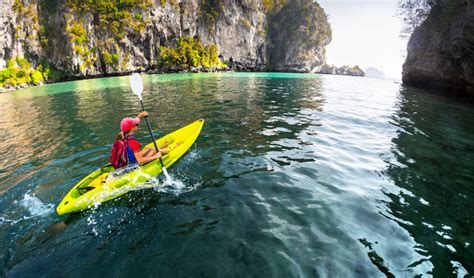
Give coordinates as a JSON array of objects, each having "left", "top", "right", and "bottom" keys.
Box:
[{"left": 0, "top": 72, "right": 472, "bottom": 276}]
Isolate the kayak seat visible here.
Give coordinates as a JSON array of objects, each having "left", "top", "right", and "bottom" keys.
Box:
[{"left": 78, "top": 186, "right": 97, "bottom": 195}]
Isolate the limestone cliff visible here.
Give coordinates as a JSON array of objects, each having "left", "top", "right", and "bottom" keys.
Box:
[
  {"left": 1, "top": 0, "right": 268, "bottom": 75},
  {"left": 266, "top": 0, "right": 331, "bottom": 72},
  {"left": 0, "top": 0, "right": 336, "bottom": 90},
  {"left": 403, "top": 1, "right": 474, "bottom": 94}
]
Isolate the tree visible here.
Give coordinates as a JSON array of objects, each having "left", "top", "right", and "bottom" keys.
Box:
[{"left": 397, "top": 0, "right": 438, "bottom": 37}]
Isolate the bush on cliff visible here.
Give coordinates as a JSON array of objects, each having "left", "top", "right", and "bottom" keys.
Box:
[
  {"left": 159, "top": 37, "right": 226, "bottom": 70},
  {"left": 66, "top": 0, "right": 153, "bottom": 37},
  {"left": 30, "top": 70, "right": 44, "bottom": 85},
  {"left": 0, "top": 57, "right": 63, "bottom": 89}
]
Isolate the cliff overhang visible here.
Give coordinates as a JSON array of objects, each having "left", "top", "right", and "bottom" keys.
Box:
[{"left": 402, "top": 1, "right": 474, "bottom": 95}]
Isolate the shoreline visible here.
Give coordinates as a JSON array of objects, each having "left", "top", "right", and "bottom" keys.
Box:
[{"left": 0, "top": 68, "right": 366, "bottom": 94}]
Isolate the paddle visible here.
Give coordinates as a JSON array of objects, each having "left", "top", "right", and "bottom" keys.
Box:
[{"left": 129, "top": 73, "right": 169, "bottom": 177}]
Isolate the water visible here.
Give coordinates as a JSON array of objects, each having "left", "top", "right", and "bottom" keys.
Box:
[{"left": 0, "top": 73, "right": 473, "bottom": 277}]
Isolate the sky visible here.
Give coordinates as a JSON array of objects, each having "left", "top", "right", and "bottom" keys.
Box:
[{"left": 317, "top": 0, "right": 408, "bottom": 79}]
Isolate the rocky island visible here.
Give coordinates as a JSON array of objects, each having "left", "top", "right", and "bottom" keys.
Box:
[
  {"left": 319, "top": 64, "right": 365, "bottom": 77},
  {"left": 0, "top": 0, "right": 364, "bottom": 92},
  {"left": 365, "top": 67, "right": 385, "bottom": 79}
]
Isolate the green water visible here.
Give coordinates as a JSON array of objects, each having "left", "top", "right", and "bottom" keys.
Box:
[{"left": 0, "top": 73, "right": 473, "bottom": 277}]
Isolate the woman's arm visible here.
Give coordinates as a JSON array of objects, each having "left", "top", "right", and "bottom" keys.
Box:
[
  {"left": 134, "top": 150, "right": 161, "bottom": 165},
  {"left": 134, "top": 149, "right": 161, "bottom": 165}
]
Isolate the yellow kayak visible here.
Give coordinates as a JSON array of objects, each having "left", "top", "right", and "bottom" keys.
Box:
[{"left": 56, "top": 119, "right": 204, "bottom": 215}]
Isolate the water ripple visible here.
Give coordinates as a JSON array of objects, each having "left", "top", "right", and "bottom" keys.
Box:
[{"left": 0, "top": 73, "right": 473, "bottom": 277}]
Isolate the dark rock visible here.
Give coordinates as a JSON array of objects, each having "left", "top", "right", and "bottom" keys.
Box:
[
  {"left": 319, "top": 64, "right": 337, "bottom": 75},
  {"left": 317, "top": 64, "right": 365, "bottom": 77},
  {"left": 266, "top": 0, "right": 331, "bottom": 72},
  {"left": 336, "top": 65, "right": 365, "bottom": 76},
  {"left": 403, "top": 1, "right": 474, "bottom": 94}
]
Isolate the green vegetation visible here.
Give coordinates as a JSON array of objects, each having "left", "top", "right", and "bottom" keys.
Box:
[
  {"left": 35, "top": 0, "right": 58, "bottom": 50},
  {"left": 12, "top": 0, "right": 24, "bottom": 13},
  {"left": 195, "top": 0, "right": 223, "bottom": 33},
  {"left": 64, "top": 0, "right": 154, "bottom": 72},
  {"left": 66, "top": 0, "right": 152, "bottom": 38},
  {"left": 102, "top": 51, "right": 114, "bottom": 65},
  {"left": 112, "top": 54, "right": 119, "bottom": 63},
  {"left": 12, "top": 0, "right": 43, "bottom": 46},
  {"left": 30, "top": 70, "right": 44, "bottom": 85},
  {"left": 101, "top": 51, "right": 119, "bottom": 67},
  {"left": 201, "top": 0, "right": 221, "bottom": 22},
  {"left": 263, "top": 0, "right": 287, "bottom": 13},
  {"left": 0, "top": 57, "right": 63, "bottom": 88},
  {"left": 158, "top": 0, "right": 179, "bottom": 8},
  {"left": 159, "top": 37, "right": 226, "bottom": 69},
  {"left": 69, "top": 23, "right": 87, "bottom": 45},
  {"left": 66, "top": 21, "right": 97, "bottom": 72},
  {"left": 38, "top": 63, "right": 63, "bottom": 82}
]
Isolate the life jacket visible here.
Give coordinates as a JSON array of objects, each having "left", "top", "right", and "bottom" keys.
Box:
[
  {"left": 110, "top": 137, "right": 129, "bottom": 169},
  {"left": 126, "top": 134, "right": 140, "bottom": 165}
]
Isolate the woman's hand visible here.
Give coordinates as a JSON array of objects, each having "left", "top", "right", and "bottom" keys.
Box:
[
  {"left": 137, "top": 111, "right": 149, "bottom": 118},
  {"left": 153, "top": 152, "right": 162, "bottom": 159}
]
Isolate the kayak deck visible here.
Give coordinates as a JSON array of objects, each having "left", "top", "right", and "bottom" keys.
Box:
[{"left": 56, "top": 119, "right": 204, "bottom": 215}]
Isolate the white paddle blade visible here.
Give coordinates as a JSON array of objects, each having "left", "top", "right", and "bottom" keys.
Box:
[{"left": 130, "top": 73, "right": 143, "bottom": 100}]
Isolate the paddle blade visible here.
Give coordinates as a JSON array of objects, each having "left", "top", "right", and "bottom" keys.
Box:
[{"left": 130, "top": 73, "right": 143, "bottom": 100}]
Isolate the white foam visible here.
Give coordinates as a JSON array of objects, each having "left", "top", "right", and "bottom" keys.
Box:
[
  {"left": 0, "top": 215, "right": 12, "bottom": 224},
  {"left": 450, "top": 261, "right": 469, "bottom": 277},
  {"left": 162, "top": 172, "right": 186, "bottom": 190},
  {"left": 82, "top": 165, "right": 198, "bottom": 212},
  {"left": 112, "top": 165, "right": 196, "bottom": 194},
  {"left": 106, "top": 164, "right": 143, "bottom": 183},
  {"left": 86, "top": 215, "right": 99, "bottom": 236},
  {"left": 153, "top": 173, "right": 201, "bottom": 195},
  {"left": 184, "top": 150, "right": 200, "bottom": 161},
  {"left": 19, "top": 191, "right": 54, "bottom": 217},
  {"left": 162, "top": 167, "right": 172, "bottom": 180}
]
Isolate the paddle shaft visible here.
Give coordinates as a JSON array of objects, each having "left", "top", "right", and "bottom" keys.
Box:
[{"left": 139, "top": 99, "right": 165, "bottom": 168}]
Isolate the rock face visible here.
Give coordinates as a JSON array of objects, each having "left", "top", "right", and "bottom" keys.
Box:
[
  {"left": 1, "top": 0, "right": 268, "bottom": 75},
  {"left": 403, "top": 1, "right": 474, "bottom": 94},
  {"left": 266, "top": 0, "right": 332, "bottom": 72},
  {"left": 0, "top": 0, "right": 14, "bottom": 69},
  {"left": 0, "top": 0, "right": 334, "bottom": 83}
]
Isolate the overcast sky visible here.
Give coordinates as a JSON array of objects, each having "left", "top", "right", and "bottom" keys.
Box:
[{"left": 317, "top": 0, "right": 407, "bottom": 79}]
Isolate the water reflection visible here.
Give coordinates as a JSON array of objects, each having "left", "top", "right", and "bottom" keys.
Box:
[
  {"left": 385, "top": 88, "right": 474, "bottom": 276},
  {"left": 1, "top": 74, "right": 473, "bottom": 277}
]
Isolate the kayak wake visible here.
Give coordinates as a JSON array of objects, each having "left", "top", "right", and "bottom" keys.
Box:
[{"left": 19, "top": 191, "right": 55, "bottom": 217}]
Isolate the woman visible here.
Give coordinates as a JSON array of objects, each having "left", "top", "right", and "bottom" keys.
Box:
[{"left": 119, "top": 111, "right": 170, "bottom": 165}]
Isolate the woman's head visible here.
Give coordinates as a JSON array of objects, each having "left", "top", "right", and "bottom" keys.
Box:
[{"left": 120, "top": 117, "right": 141, "bottom": 133}]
